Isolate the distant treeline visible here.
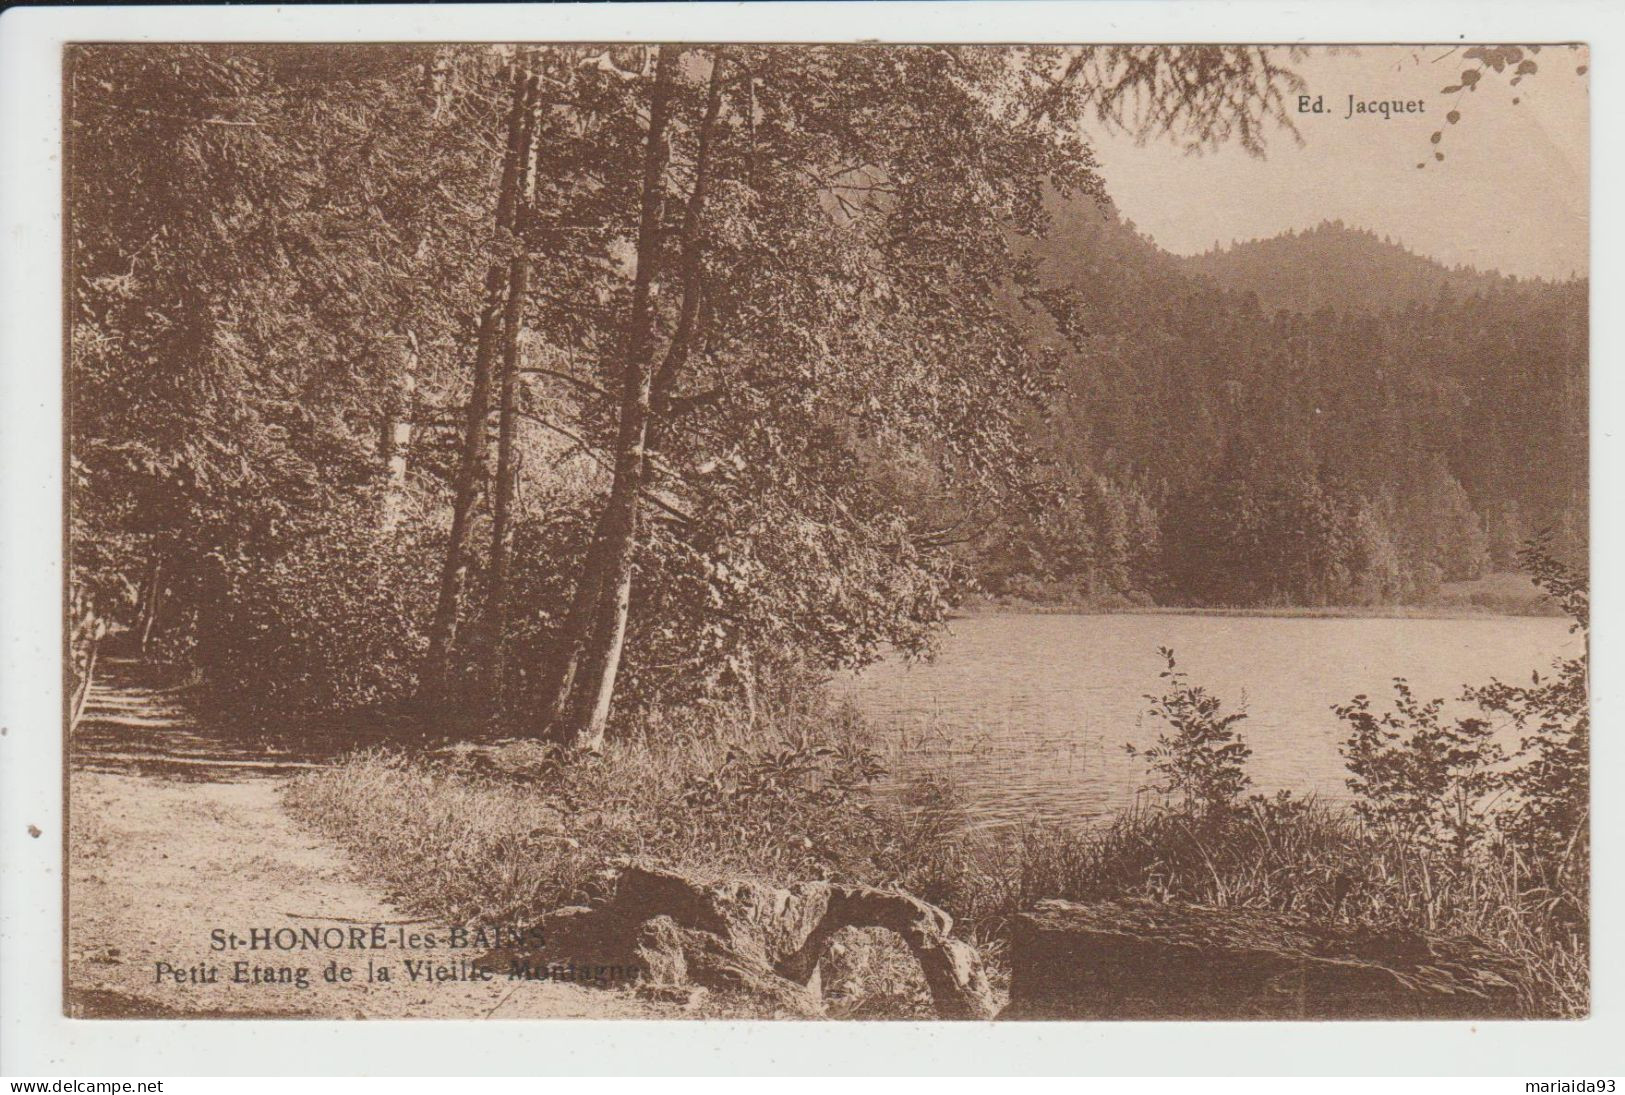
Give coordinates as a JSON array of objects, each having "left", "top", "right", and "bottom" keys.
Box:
[{"left": 976, "top": 212, "right": 1587, "bottom": 607}]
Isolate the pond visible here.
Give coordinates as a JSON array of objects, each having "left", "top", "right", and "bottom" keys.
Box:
[{"left": 831, "top": 612, "right": 1579, "bottom": 830}]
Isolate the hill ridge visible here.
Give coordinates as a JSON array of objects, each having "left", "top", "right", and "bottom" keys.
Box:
[{"left": 1169, "top": 219, "right": 1566, "bottom": 315}]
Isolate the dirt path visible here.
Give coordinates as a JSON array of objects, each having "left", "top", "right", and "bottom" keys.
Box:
[{"left": 67, "top": 664, "right": 662, "bottom": 1020}]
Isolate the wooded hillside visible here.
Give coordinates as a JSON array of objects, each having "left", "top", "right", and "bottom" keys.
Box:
[{"left": 978, "top": 204, "right": 1587, "bottom": 606}]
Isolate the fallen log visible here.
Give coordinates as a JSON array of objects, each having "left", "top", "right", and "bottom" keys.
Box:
[{"left": 1003, "top": 898, "right": 1529, "bottom": 1020}]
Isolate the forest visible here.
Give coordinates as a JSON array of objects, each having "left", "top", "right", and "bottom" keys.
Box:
[
  {"left": 68, "top": 42, "right": 1309, "bottom": 733},
  {"left": 69, "top": 44, "right": 1586, "bottom": 734},
  {"left": 981, "top": 213, "right": 1587, "bottom": 607}
]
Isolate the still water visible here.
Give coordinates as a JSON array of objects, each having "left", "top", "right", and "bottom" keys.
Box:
[{"left": 831, "top": 612, "right": 1579, "bottom": 830}]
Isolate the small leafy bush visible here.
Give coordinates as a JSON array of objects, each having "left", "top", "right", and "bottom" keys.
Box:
[
  {"left": 1468, "top": 539, "right": 1588, "bottom": 874},
  {"left": 1335, "top": 681, "right": 1501, "bottom": 857},
  {"left": 674, "top": 738, "right": 891, "bottom": 879},
  {"left": 1127, "top": 646, "right": 1252, "bottom": 814},
  {"left": 1334, "top": 537, "right": 1587, "bottom": 884}
]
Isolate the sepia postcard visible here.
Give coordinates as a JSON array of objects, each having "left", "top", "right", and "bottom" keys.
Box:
[{"left": 1, "top": 4, "right": 1604, "bottom": 1070}]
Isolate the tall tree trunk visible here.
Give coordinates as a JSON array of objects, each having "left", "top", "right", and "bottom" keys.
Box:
[
  {"left": 545, "top": 46, "right": 680, "bottom": 748},
  {"left": 136, "top": 555, "right": 163, "bottom": 656},
  {"left": 482, "top": 253, "right": 531, "bottom": 705},
  {"left": 650, "top": 48, "right": 728, "bottom": 425},
  {"left": 564, "top": 48, "right": 728, "bottom": 749},
  {"left": 479, "top": 69, "right": 543, "bottom": 710},
  {"left": 536, "top": 522, "right": 610, "bottom": 729},
  {"left": 379, "top": 329, "right": 418, "bottom": 533},
  {"left": 419, "top": 63, "right": 537, "bottom": 709}
]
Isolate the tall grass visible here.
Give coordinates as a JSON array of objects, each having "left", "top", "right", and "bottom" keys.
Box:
[
  {"left": 286, "top": 732, "right": 1586, "bottom": 1017},
  {"left": 1001, "top": 800, "right": 1586, "bottom": 1016},
  {"left": 283, "top": 695, "right": 913, "bottom": 927},
  {"left": 283, "top": 694, "right": 966, "bottom": 1016}
]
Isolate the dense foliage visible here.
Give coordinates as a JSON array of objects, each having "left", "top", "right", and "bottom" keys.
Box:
[
  {"left": 68, "top": 43, "right": 1321, "bottom": 727},
  {"left": 68, "top": 45, "right": 497, "bottom": 711}
]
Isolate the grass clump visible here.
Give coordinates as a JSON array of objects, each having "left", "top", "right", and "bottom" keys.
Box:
[
  {"left": 1001, "top": 798, "right": 1585, "bottom": 1017},
  {"left": 284, "top": 690, "right": 962, "bottom": 1016},
  {"left": 284, "top": 692, "right": 922, "bottom": 925}
]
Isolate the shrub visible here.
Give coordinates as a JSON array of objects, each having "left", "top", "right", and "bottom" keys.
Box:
[
  {"left": 1468, "top": 539, "right": 1588, "bottom": 876},
  {"left": 192, "top": 499, "right": 439, "bottom": 717},
  {"left": 671, "top": 736, "right": 892, "bottom": 880},
  {"left": 1126, "top": 646, "right": 1251, "bottom": 814},
  {"left": 1334, "top": 681, "right": 1501, "bottom": 858},
  {"left": 1333, "top": 536, "right": 1587, "bottom": 906}
]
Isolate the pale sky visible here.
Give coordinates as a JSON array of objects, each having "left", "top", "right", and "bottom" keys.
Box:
[{"left": 1087, "top": 45, "right": 1590, "bottom": 280}]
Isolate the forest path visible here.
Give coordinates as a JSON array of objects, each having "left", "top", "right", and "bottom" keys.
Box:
[{"left": 67, "top": 661, "right": 661, "bottom": 1019}]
